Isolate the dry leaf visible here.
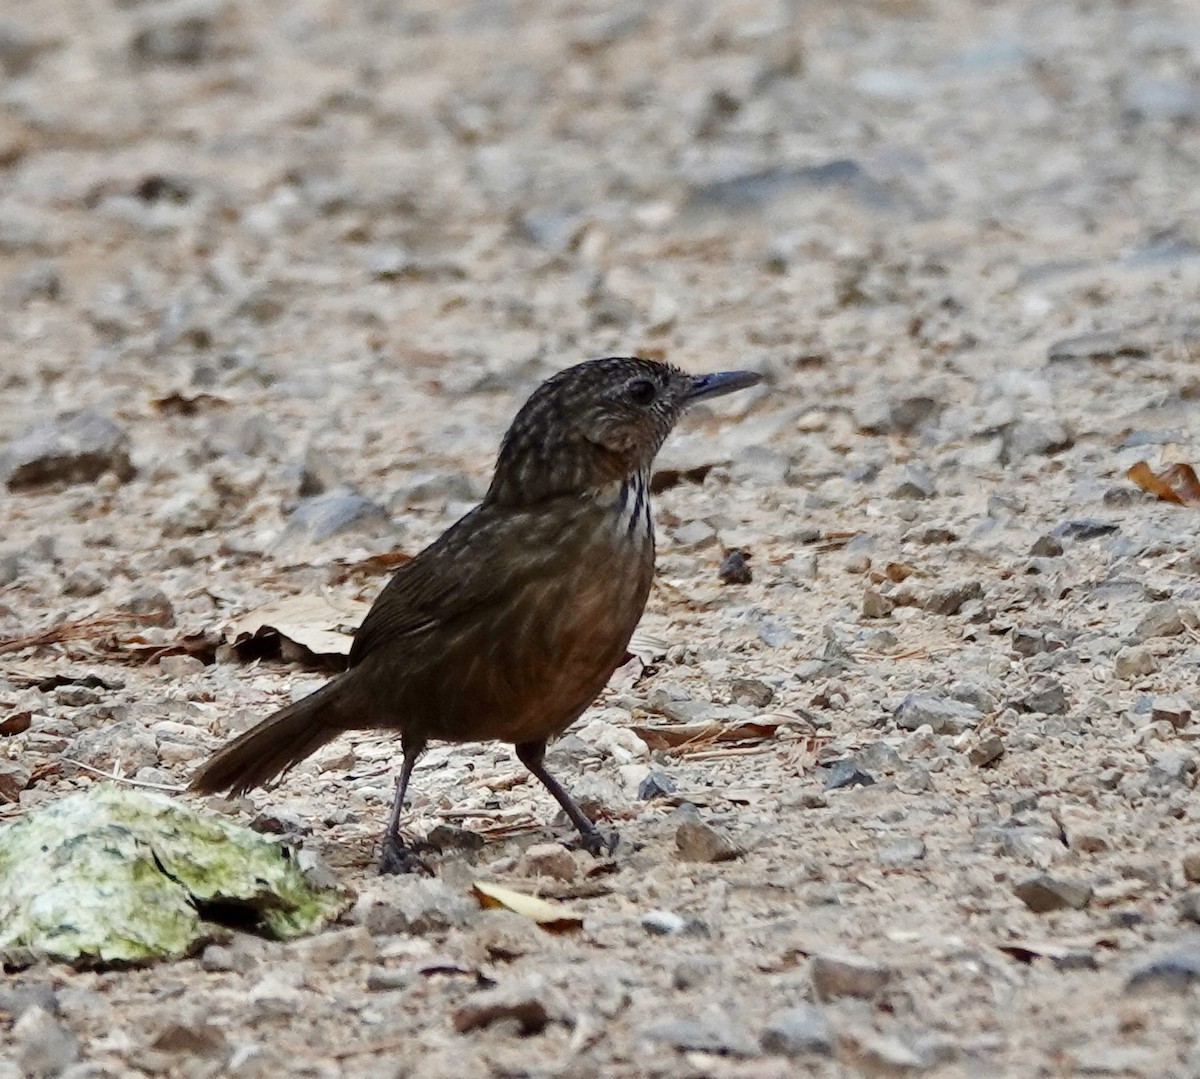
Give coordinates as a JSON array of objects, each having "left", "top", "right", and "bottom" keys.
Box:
[
  {"left": 606, "top": 654, "right": 645, "bottom": 693},
  {"left": 228, "top": 595, "right": 370, "bottom": 659},
  {"left": 627, "top": 632, "right": 669, "bottom": 664},
  {"left": 471, "top": 881, "right": 583, "bottom": 932},
  {"left": 630, "top": 714, "right": 798, "bottom": 752},
  {"left": 998, "top": 940, "right": 1097, "bottom": 969},
  {"left": 150, "top": 391, "right": 231, "bottom": 416},
  {"left": 0, "top": 711, "right": 32, "bottom": 736},
  {"left": 327, "top": 550, "right": 413, "bottom": 585},
  {"left": 1126, "top": 460, "right": 1200, "bottom": 506}
]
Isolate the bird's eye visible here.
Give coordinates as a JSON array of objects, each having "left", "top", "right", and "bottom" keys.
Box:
[{"left": 627, "top": 379, "right": 657, "bottom": 406}]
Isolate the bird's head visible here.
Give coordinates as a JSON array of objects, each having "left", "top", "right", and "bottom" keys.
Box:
[{"left": 487, "top": 356, "right": 762, "bottom": 505}]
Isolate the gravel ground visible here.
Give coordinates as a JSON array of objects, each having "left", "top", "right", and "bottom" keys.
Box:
[{"left": 4, "top": 0, "right": 1200, "bottom": 1075}]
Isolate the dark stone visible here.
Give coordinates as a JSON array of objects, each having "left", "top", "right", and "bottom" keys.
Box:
[
  {"left": 638, "top": 770, "right": 677, "bottom": 800},
  {"left": 717, "top": 549, "right": 753, "bottom": 585},
  {"left": 823, "top": 759, "right": 875, "bottom": 790},
  {"left": 1051, "top": 519, "right": 1119, "bottom": 541}
]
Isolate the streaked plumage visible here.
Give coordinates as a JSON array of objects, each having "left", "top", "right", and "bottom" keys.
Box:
[{"left": 191, "top": 356, "right": 761, "bottom": 871}]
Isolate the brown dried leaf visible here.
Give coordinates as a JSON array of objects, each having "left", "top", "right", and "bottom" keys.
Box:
[
  {"left": 606, "top": 655, "right": 645, "bottom": 693},
  {"left": 228, "top": 595, "right": 370, "bottom": 659},
  {"left": 326, "top": 550, "right": 413, "bottom": 586},
  {"left": 0, "top": 711, "right": 32, "bottom": 736},
  {"left": 150, "top": 391, "right": 232, "bottom": 416},
  {"left": 471, "top": 881, "right": 583, "bottom": 932},
  {"left": 627, "top": 632, "right": 669, "bottom": 664},
  {"left": 1127, "top": 460, "right": 1200, "bottom": 506},
  {"left": 630, "top": 714, "right": 797, "bottom": 753}
]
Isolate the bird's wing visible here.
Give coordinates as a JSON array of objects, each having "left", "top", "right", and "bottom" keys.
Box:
[{"left": 348, "top": 502, "right": 574, "bottom": 667}]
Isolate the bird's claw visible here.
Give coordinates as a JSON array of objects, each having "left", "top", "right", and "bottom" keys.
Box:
[
  {"left": 570, "top": 828, "right": 619, "bottom": 857},
  {"left": 378, "top": 834, "right": 437, "bottom": 876}
]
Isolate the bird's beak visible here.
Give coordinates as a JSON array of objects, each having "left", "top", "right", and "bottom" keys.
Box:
[{"left": 686, "top": 370, "right": 763, "bottom": 404}]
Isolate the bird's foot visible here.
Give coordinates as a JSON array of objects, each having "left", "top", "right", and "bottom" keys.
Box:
[
  {"left": 377, "top": 834, "right": 438, "bottom": 876},
  {"left": 568, "top": 827, "right": 619, "bottom": 857}
]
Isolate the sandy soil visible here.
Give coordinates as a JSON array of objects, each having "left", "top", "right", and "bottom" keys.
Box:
[{"left": 4, "top": 0, "right": 1200, "bottom": 1075}]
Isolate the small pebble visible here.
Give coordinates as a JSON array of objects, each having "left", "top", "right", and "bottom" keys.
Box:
[
  {"left": 811, "top": 953, "right": 891, "bottom": 999},
  {"left": 717, "top": 549, "right": 752, "bottom": 585},
  {"left": 675, "top": 819, "right": 741, "bottom": 863}
]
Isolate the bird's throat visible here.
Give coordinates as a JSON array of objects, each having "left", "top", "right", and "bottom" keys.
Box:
[{"left": 608, "top": 470, "right": 653, "bottom": 543}]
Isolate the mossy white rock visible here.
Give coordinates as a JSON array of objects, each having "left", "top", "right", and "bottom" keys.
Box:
[{"left": 0, "top": 784, "right": 348, "bottom": 965}]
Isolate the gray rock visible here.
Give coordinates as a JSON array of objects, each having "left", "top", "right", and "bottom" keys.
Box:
[
  {"left": 130, "top": 2, "right": 216, "bottom": 65},
  {"left": 856, "top": 741, "right": 902, "bottom": 774},
  {"left": 675, "top": 819, "right": 741, "bottom": 863},
  {"left": 877, "top": 837, "right": 927, "bottom": 866},
  {"left": 642, "top": 910, "right": 688, "bottom": 936},
  {"left": 64, "top": 721, "right": 158, "bottom": 773},
  {"left": 894, "top": 694, "right": 982, "bottom": 734},
  {"left": 0, "top": 760, "right": 32, "bottom": 800},
  {"left": 1126, "top": 940, "right": 1200, "bottom": 994},
  {"left": 811, "top": 953, "right": 891, "bottom": 999},
  {"left": 672, "top": 519, "right": 718, "bottom": 548},
  {"left": 1124, "top": 75, "right": 1200, "bottom": 123},
  {"left": 1134, "top": 600, "right": 1186, "bottom": 642},
  {"left": 729, "top": 677, "right": 774, "bottom": 708},
  {"left": 2, "top": 410, "right": 135, "bottom": 490},
  {"left": 280, "top": 489, "right": 392, "bottom": 545},
  {"left": 1177, "top": 892, "right": 1200, "bottom": 925},
  {"left": 1051, "top": 518, "right": 1119, "bottom": 541},
  {"left": 390, "top": 469, "right": 480, "bottom": 507},
  {"left": 122, "top": 585, "right": 176, "bottom": 627},
  {"left": 686, "top": 159, "right": 899, "bottom": 215},
  {"left": 513, "top": 209, "right": 587, "bottom": 251},
  {"left": 1115, "top": 646, "right": 1158, "bottom": 680},
  {"left": 967, "top": 734, "right": 1005, "bottom": 767},
  {"left": 671, "top": 954, "right": 720, "bottom": 990},
  {"left": 949, "top": 681, "right": 1000, "bottom": 713},
  {"left": 1151, "top": 696, "right": 1193, "bottom": 729},
  {"left": 923, "top": 581, "right": 983, "bottom": 616},
  {"left": 1047, "top": 329, "right": 1151, "bottom": 363},
  {"left": 642, "top": 1013, "right": 757, "bottom": 1056},
  {"left": 61, "top": 564, "right": 106, "bottom": 598},
  {"left": 1029, "top": 534, "right": 1064, "bottom": 557},
  {"left": 760, "top": 1004, "right": 833, "bottom": 1057},
  {"left": 854, "top": 394, "right": 943, "bottom": 435},
  {"left": 12, "top": 1006, "right": 78, "bottom": 1078},
  {"left": 862, "top": 589, "right": 895, "bottom": 618},
  {"left": 1013, "top": 873, "right": 1092, "bottom": 912},
  {"left": 1018, "top": 677, "right": 1068, "bottom": 715},
  {"left": 1000, "top": 418, "right": 1073, "bottom": 463},
  {"left": 1012, "top": 628, "right": 1055, "bottom": 657},
  {"left": 149, "top": 1016, "right": 228, "bottom": 1056},
  {"left": 0, "top": 983, "right": 58, "bottom": 1020},
  {"left": 890, "top": 464, "right": 935, "bottom": 500},
  {"left": 637, "top": 770, "right": 676, "bottom": 800},
  {"left": 717, "top": 549, "right": 752, "bottom": 585},
  {"left": 895, "top": 764, "right": 933, "bottom": 794},
  {"left": 1145, "top": 749, "right": 1195, "bottom": 789},
  {"left": 824, "top": 760, "right": 875, "bottom": 790},
  {"left": 159, "top": 654, "right": 205, "bottom": 678},
  {"left": 352, "top": 878, "right": 476, "bottom": 936}
]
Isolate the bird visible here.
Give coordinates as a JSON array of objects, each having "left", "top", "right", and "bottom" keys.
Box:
[{"left": 191, "top": 356, "right": 762, "bottom": 872}]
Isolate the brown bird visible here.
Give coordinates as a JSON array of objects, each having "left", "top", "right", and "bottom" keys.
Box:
[{"left": 191, "top": 357, "right": 762, "bottom": 872}]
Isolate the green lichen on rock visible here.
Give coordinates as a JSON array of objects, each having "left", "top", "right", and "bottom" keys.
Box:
[{"left": 0, "top": 784, "right": 347, "bottom": 965}]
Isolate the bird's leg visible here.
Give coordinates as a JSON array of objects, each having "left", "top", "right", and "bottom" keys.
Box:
[
  {"left": 378, "top": 738, "right": 433, "bottom": 875},
  {"left": 515, "top": 739, "right": 618, "bottom": 856}
]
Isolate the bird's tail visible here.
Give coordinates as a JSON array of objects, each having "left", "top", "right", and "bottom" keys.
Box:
[{"left": 190, "top": 676, "right": 358, "bottom": 796}]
